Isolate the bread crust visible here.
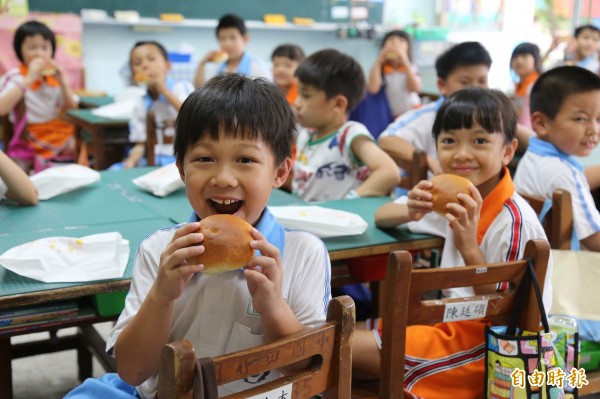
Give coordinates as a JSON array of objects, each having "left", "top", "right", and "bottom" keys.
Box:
[
  {"left": 429, "top": 174, "right": 473, "bottom": 215},
  {"left": 189, "top": 214, "right": 254, "bottom": 274}
]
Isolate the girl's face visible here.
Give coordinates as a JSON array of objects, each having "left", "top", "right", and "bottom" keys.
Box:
[
  {"left": 436, "top": 122, "right": 517, "bottom": 198},
  {"left": 511, "top": 53, "right": 536, "bottom": 79},
  {"left": 130, "top": 44, "right": 170, "bottom": 83},
  {"left": 383, "top": 36, "right": 409, "bottom": 64},
  {"left": 21, "top": 34, "right": 53, "bottom": 66},
  {"left": 272, "top": 56, "right": 300, "bottom": 89}
]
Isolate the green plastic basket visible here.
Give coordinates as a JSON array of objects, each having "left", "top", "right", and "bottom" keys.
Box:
[
  {"left": 91, "top": 290, "right": 128, "bottom": 317},
  {"left": 580, "top": 340, "right": 600, "bottom": 371}
]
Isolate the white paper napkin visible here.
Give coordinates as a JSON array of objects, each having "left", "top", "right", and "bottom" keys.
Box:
[
  {"left": 0, "top": 232, "right": 130, "bottom": 283},
  {"left": 30, "top": 164, "right": 101, "bottom": 200},
  {"left": 268, "top": 206, "right": 368, "bottom": 238},
  {"left": 132, "top": 163, "right": 184, "bottom": 197}
]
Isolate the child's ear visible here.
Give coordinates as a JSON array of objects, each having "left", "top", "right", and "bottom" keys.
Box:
[
  {"left": 166, "top": 60, "right": 172, "bottom": 72},
  {"left": 530, "top": 111, "right": 549, "bottom": 137},
  {"left": 436, "top": 78, "right": 447, "bottom": 96},
  {"left": 501, "top": 138, "right": 518, "bottom": 166},
  {"left": 176, "top": 159, "right": 186, "bottom": 181},
  {"left": 273, "top": 157, "right": 292, "bottom": 188},
  {"left": 333, "top": 95, "right": 348, "bottom": 113},
  {"left": 243, "top": 34, "right": 250, "bottom": 45}
]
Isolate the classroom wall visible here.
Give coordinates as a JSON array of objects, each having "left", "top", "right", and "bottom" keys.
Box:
[{"left": 82, "top": 23, "right": 381, "bottom": 96}]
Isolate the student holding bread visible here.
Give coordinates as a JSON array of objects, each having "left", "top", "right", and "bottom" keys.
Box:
[
  {"left": 0, "top": 20, "right": 79, "bottom": 173},
  {"left": 352, "top": 87, "right": 553, "bottom": 398},
  {"left": 65, "top": 74, "right": 331, "bottom": 398},
  {"left": 112, "top": 40, "right": 193, "bottom": 169},
  {"left": 194, "top": 14, "right": 272, "bottom": 88}
]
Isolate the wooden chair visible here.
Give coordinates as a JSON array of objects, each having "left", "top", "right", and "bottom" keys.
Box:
[
  {"left": 145, "top": 111, "right": 176, "bottom": 166},
  {"left": 397, "top": 150, "right": 428, "bottom": 191},
  {"left": 520, "top": 189, "right": 573, "bottom": 250},
  {"left": 355, "top": 239, "right": 550, "bottom": 399},
  {"left": 157, "top": 295, "right": 356, "bottom": 399}
]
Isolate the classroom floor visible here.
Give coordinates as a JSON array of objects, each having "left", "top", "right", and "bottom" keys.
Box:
[{"left": 10, "top": 321, "right": 600, "bottom": 399}]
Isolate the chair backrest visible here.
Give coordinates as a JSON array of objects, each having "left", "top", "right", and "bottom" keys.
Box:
[
  {"left": 145, "top": 111, "right": 176, "bottom": 166},
  {"left": 379, "top": 239, "right": 550, "bottom": 399},
  {"left": 397, "top": 150, "right": 428, "bottom": 191},
  {"left": 520, "top": 189, "right": 573, "bottom": 250},
  {"left": 158, "top": 295, "right": 356, "bottom": 399}
]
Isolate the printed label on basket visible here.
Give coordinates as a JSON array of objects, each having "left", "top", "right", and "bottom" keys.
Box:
[
  {"left": 443, "top": 300, "right": 488, "bottom": 322},
  {"left": 246, "top": 383, "right": 292, "bottom": 399}
]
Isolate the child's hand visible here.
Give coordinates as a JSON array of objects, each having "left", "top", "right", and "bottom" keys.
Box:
[
  {"left": 426, "top": 155, "right": 443, "bottom": 175},
  {"left": 153, "top": 222, "right": 205, "bottom": 304},
  {"left": 244, "top": 228, "right": 286, "bottom": 318},
  {"left": 407, "top": 180, "right": 434, "bottom": 221},
  {"left": 46, "top": 60, "right": 67, "bottom": 84},
  {"left": 24, "top": 57, "right": 45, "bottom": 84},
  {"left": 445, "top": 184, "right": 483, "bottom": 255}
]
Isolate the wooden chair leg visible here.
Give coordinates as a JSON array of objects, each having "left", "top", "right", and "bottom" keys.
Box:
[{"left": 77, "top": 332, "right": 93, "bottom": 381}]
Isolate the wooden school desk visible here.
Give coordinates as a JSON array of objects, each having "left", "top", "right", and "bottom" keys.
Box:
[
  {"left": 65, "top": 109, "right": 129, "bottom": 170},
  {"left": 0, "top": 167, "right": 443, "bottom": 397},
  {"left": 78, "top": 95, "right": 115, "bottom": 109}
]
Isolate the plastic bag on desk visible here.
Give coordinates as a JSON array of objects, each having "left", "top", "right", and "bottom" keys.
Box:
[
  {"left": 0, "top": 232, "right": 129, "bottom": 283},
  {"left": 132, "top": 162, "right": 184, "bottom": 197},
  {"left": 30, "top": 164, "right": 101, "bottom": 200},
  {"left": 268, "top": 205, "right": 368, "bottom": 238}
]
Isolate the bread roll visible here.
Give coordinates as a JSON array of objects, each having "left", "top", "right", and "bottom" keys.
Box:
[
  {"left": 133, "top": 72, "right": 149, "bottom": 84},
  {"left": 210, "top": 51, "right": 229, "bottom": 63},
  {"left": 429, "top": 174, "right": 473, "bottom": 215},
  {"left": 40, "top": 64, "right": 57, "bottom": 76},
  {"left": 189, "top": 214, "right": 254, "bottom": 274}
]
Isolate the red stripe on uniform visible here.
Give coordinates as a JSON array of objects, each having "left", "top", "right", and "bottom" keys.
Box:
[{"left": 504, "top": 199, "right": 522, "bottom": 261}]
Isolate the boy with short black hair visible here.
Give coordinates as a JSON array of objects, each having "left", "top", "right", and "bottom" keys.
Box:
[
  {"left": 378, "top": 41, "right": 492, "bottom": 175},
  {"left": 292, "top": 49, "right": 399, "bottom": 202},
  {"left": 65, "top": 74, "right": 331, "bottom": 398},
  {"left": 558, "top": 24, "right": 600, "bottom": 72},
  {"left": 194, "top": 14, "right": 271, "bottom": 88},
  {"left": 514, "top": 65, "right": 600, "bottom": 252}
]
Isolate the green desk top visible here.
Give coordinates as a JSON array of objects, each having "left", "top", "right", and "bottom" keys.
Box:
[
  {"left": 66, "top": 108, "right": 129, "bottom": 125},
  {"left": 0, "top": 218, "right": 171, "bottom": 298},
  {"left": 79, "top": 96, "right": 114, "bottom": 108}
]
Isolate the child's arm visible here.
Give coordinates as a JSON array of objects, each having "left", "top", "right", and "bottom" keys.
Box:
[
  {"left": 123, "top": 144, "right": 145, "bottom": 169},
  {"left": 49, "top": 60, "right": 78, "bottom": 110},
  {"left": 445, "top": 185, "right": 485, "bottom": 267},
  {"left": 0, "top": 58, "right": 44, "bottom": 115},
  {"left": 581, "top": 232, "right": 600, "bottom": 252},
  {"left": 375, "top": 179, "right": 434, "bottom": 228},
  {"left": 244, "top": 228, "right": 304, "bottom": 342},
  {"left": 351, "top": 136, "right": 400, "bottom": 197},
  {"left": 194, "top": 50, "right": 223, "bottom": 88},
  {"left": 366, "top": 51, "right": 386, "bottom": 94},
  {"left": 397, "top": 50, "right": 421, "bottom": 93},
  {"left": 378, "top": 135, "right": 442, "bottom": 175},
  {"left": 115, "top": 222, "right": 205, "bottom": 385},
  {"left": 0, "top": 151, "right": 37, "bottom": 205},
  {"left": 152, "top": 79, "right": 185, "bottom": 111},
  {"left": 585, "top": 165, "right": 600, "bottom": 190}
]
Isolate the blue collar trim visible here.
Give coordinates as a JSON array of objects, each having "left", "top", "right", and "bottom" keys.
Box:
[
  {"left": 527, "top": 136, "right": 583, "bottom": 172},
  {"left": 217, "top": 52, "right": 252, "bottom": 76}
]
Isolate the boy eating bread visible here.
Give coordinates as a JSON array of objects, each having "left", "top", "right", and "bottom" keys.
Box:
[{"left": 65, "top": 74, "right": 331, "bottom": 398}]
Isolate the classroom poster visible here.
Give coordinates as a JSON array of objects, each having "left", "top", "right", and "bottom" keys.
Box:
[{"left": 0, "top": 12, "right": 83, "bottom": 89}]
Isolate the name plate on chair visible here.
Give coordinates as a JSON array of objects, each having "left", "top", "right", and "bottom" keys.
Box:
[
  {"left": 443, "top": 300, "right": 488, "bottom": 322},
  {"left": 246, "top": 383, "right": 292, "bottom": 399}
]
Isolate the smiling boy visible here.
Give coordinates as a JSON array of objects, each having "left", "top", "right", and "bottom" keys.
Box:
[{"left": 65, "top": 74, "right": 331, "bottom": 398}]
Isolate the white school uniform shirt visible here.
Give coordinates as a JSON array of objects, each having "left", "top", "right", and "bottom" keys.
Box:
[
  {"left": 395, "top": 192, "right": 553, "bottom": 311},
  {"left": 106, "top": 222, "right": 331, "bottom": 399},
  {"left": 378, "top": 96, "right": 444, "bottom": 160},
  {"left": 205, "top": 52, "right": 272, "bottom": 82},
  {"left": 128, "top": 79, "right": 193, "bottom": 157},
  {"left": 0, "top": 67, "right": 74, "bottom": 123},
  {"left": 383, "top": 66, "right": 421, "bottom": 117},
  {"left": 292, "top": 121, "right": 373, "bottom": 202},
  {"left": 514, "top": 151, "right": 600, "bottom": 241}
]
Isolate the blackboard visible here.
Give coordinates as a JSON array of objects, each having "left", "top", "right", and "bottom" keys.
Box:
[{"left": 28, "top": 0, "right": 384, "bottom": 25}]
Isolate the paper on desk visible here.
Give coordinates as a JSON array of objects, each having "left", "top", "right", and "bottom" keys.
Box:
[
  {"left": 30, "top": 164, "right": 101, "bottom": 200},
  {"left": 91, "top": 98, "right": 137, "bottom": 120},
  {"left": 0, "top": 232, "right": 130, "bottom": 283},
  {"left": 132, "top": 162, "right": 184, "bottom": 197},
  {"left": 268, "top": 205, "right": 368, "bottom": 238}
]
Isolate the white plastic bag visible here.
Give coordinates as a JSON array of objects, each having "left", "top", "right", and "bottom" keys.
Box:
[
  {"left": 30, "top": 164, "right": 101, "bottom": 200},
  {"left": 132, "top": 163, "right": 184, "bottom": 197},
  {"left": 268, "top": 205, "right": 368, "bottom": 238},
  {"left": 0, "top": 232, "right": 129, "bottom": 283}
]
